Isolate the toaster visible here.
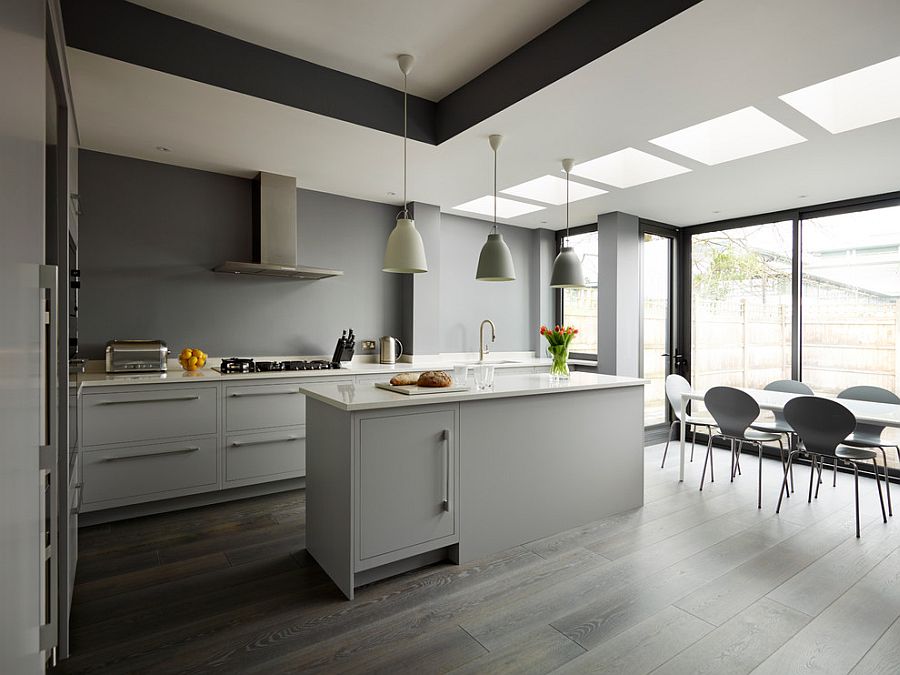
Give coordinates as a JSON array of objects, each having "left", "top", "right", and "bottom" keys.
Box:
[{"left": 105, "top": 340, "right": 169, "bottom": 373}]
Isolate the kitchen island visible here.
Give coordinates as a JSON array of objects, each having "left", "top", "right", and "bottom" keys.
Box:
[{"left": 300, "top": 371, "right": 646, "bottom": 599}]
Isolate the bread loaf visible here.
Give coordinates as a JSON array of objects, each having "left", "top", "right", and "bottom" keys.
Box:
[
  {"left": 417, "top": 371, "right": 452, "bottom": 388},
  {"left": 389, "top": 372, "right": 419, "bottom": 386}
]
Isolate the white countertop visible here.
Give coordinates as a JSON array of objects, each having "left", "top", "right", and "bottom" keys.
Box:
[
  {"left": 77, "top": 355, "right": 554, "bottom": 388},
  {"left": 299, "top": 372, "right": 647, "bottom": 412}
]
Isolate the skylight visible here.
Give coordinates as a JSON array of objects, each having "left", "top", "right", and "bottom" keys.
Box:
[
  {"left": 500, "top": 175, "right": 606, "bottom": 205},
  {"left": 451, "top": 195, "right": 545, "bottom": 219},
  {"left": 649, "top": 106, "right": 806, "bottom": 165},
  {"left": 569, "top": 148, "right": 690, "bottom": 189},
  {"left": 779, "top": 55, "right": 900, "bottom": 134}
]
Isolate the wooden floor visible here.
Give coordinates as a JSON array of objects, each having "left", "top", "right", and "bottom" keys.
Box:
[{"left": 54, "top": 442, "right": 900, "bottom": 674}]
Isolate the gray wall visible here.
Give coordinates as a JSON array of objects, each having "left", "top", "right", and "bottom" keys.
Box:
[
  {"left": 439, "top": 214, "right": 536, "bottom": 353},
  {"left": 596, "top": 211, "right": 641, "bottom": 376},
  {"left": 78, "top": 150, "right": 403, "bottom": 358}
]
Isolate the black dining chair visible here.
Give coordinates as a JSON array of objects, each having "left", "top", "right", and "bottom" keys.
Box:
[
  {"left": 750, "top": 379, "right": 812, "bottom": 494},
  {"left": 837, "top": 385, "right": 898, "bottom": 516},
  {"left": 780, "top": 396, "right": 887, "bottom": 538},
  {"left": 702, "top": 386, "right": 781, "bottom": 508}
]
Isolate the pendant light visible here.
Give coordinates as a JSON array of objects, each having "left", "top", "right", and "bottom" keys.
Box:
[
  {"left": 476, "top": 134, "right": 516, "bottom": 281},
  {"left": 550, "top": 158, "right": 586, "bottom": 288},
  {"left": 383, "top": 54, "right": 428, "bottom": 273}
]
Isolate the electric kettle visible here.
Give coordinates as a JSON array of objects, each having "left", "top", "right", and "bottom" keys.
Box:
[{"left": 379, "top": 336, "right": 403, "bottom": 364}]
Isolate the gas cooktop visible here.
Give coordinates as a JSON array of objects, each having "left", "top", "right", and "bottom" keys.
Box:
[{"left": 216, "top": 358, "right": 341, "bottom": 374}]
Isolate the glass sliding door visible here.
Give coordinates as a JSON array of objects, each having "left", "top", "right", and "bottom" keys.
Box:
[
  {"left": 690, "top": 221, "right": 793, "bottom": 404},
  {"left": 642, "top": 232, "right": 673, "bottom": 427},
  {"left": 559, "top": 229, "right": 599, "bottom": 357},
  {"left": 801, "top": 203, "right": 900, "bottom": 469}
]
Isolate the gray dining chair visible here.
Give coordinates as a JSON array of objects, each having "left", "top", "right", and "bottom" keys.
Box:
[
  {"left": 702, "top": 386, "right": 781, "bottom": 508},
  {"left": 750, "top": 379, "right": 814, "bottom": 494},
  {"left": 837, "top": 385, "right": 899, "bottom": 516},
  {"left": 660, "top": 374, "right": 715, "bottom": 469},
  {"left": 780, "top": 396, "right": 887, "bottom": 538}
]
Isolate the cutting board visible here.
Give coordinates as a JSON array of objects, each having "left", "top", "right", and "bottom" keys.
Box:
[{"left": 374, "top": 382, "right": 469, "bottom": 396}]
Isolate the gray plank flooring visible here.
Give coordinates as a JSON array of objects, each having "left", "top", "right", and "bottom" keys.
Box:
[{"left": 52, "top": 441, "right": 900, "bottom": 674}]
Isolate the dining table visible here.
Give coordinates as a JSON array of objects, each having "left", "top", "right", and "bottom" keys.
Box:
[{"left": 677, "top": 387, "right": 900, "bottom": 482}]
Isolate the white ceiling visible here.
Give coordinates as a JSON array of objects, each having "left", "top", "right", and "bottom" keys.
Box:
[
  {"left": 69, "top": 0, "right": 900, "bottom": 230},
  {"left": 127, "top": 0, "right": 587, "bottom": 100}
]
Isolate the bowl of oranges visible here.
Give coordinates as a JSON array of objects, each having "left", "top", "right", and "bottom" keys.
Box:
[{"left": 178, "top": 347, "right": 207, "bottom": 371}]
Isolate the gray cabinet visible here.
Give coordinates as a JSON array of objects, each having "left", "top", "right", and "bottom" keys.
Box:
[
  {"left": 357, "top": 409, "right": 457, "bottom": 561},
  {"left": 225, "top": 426, "right": 306, "bottom": 487},
  {"left": 81, "top": 436, "right": 218, "bottom": 509},
  {"left": 82, "top": 386, "right": 217, "bottom": 446},
  {"left": 225, "top": 382, "right": 308, "bottom": 432}
]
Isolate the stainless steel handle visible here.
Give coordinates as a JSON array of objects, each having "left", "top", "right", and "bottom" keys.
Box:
[
  {"left": 102, "top": 446, "right": 200, "bottom": 462},
  {"left": 70, "top": 484, "right": 83, "bottom": 515},
  {"left": 229, "top": 390, "right": 302, "bottom": 398},
  {"left": 442, "top": 428, "right": 451, "bottom": 512},
  {"left": 97, "top": 395, "right": 200, "bottom": 405},
  {"left": 231, "top": 436, "right": 299, "bottom": 448}
]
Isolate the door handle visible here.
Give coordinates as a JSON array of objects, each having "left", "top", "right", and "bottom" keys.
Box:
[
  {"left": 229, "top": 390, "right": 302, "bottom": 398},
  {"left": 442, "top": 429, "right": 452, "bottom": 512},
  {"left": 97, "top": 395, "right": 200, "bottom": 405},
  {"left": 231, "top": 436, "right": 300, "bottom": 448},
  {"left": 102, "top": 446, "right": 200, "bottom": 462}
]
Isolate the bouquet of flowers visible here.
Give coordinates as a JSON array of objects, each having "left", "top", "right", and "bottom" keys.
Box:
[{"left": 540, "top": 325, "right": 577, "bottom": 379}]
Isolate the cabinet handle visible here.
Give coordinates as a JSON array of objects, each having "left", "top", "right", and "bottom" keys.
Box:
[
  {"left": 229, "top": 390, "right": 302, "bottom": 398},
  {"left": 102, "top": 446, "right": 200, "bottom": 462},
  {"left": 231, "top": 436, "right": 299, "bottom": 448},
  {"left": 71, "top": 484, "right": 83, "bottom": 515},
  {"left": 97, "top": 395, "right": 200, "bottom": 405},
  {"left": 442, "top": 429, "right": 452, "bottom": 513}
]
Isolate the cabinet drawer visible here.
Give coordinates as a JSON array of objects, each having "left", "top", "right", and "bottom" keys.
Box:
[
  {"left": 82, "top": 387, "right": 217, "bottom": 446},
  {"left": 225, "top": 426, "right": 306, "bottom": 485},
  {"left": 226, "top": 383, "right": 307, "bottom": 432},
  {"left": 82, "top": 436, "right": 217, "bottom": 506}
]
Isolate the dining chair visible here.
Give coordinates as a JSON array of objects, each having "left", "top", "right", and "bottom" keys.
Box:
[
  {"left": 701, "top": 386, "right": 781, "bottom": 508},
  {"left": 660, "top": 374, "right": 715, "bottom": 469},
  {"left": 780, "top": 396, "right": 887, "bottom": 538},
  {"left": 837, "top": 385, "right": 899, "bottom": 516},
  {"left": 750, "top": 379, "right": 814, "bottom": 494}
]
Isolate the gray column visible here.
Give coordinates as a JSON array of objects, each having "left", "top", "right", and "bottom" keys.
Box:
[
  {"left": 530, "top": 227, "right": 556, "bottom": 356},
  {"left": 401, "top": 202, "right": 441, "bottom": 355},
  {"left": 596, "top": 212, "right": 641, "bottom": 377}
]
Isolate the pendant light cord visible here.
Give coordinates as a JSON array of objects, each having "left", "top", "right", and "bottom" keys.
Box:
[
  {"left": 402, "top": 70, "right": 408, "bottom": 219},
  {"left": 565, "top": 167, "right": 570, "bottom": 245},
  {"left": 492, "top": 143, "right": 498, "bottom": 234}
]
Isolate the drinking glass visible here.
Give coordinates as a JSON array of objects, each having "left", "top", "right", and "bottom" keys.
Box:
[
  {"left": 474, "top": 364, "right": 495, "bottom": 390},
  {"left": 453, "top": 364, "right": 469, "bottom": 387}
]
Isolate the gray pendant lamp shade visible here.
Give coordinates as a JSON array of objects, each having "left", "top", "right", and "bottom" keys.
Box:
[
  {"left": 550, "top": 158, "right": 586, "bottom": 288},
  {"left": 476, "top": 134, "right": 516, "bottom": 281},
  {"left": 383, "top": 54, "right": 428, "bottom": 274}
]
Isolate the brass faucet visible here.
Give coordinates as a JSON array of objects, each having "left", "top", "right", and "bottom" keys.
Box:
[{"left": 479, "top": 319, "right": 496, "bottom": 362}]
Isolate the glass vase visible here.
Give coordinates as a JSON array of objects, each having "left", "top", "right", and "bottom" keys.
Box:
[{"left": 547, "top": 344, "right": 570, "bottom": 381}]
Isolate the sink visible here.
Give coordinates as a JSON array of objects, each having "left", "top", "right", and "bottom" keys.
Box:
[{"left": 479, "top": 360, "right": 522, "bottom": 364}]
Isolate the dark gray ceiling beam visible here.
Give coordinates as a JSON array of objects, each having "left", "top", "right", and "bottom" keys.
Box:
[
  {"left": 63, "top": 0, "right": 702, "bottom": 146},
  {"left": 61, "top": 0, "right": 437, "bottom": 144},
  {"left": 435, "top": 0, "right": 703, "bottom": 142}
]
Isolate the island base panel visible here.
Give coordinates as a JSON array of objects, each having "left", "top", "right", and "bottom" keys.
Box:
[{"left": 457, "top": 386, "right": 644, "bottom": 563}]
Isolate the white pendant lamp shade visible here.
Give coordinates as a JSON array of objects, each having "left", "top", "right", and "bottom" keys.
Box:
[
  {"left": 550, "top": 158, "right": 586, "bottom": 288},
  {"left": 476, "top": 134, "right": 516, "bottom": 281},
  {"left": 383, "top": 54, "right": 428, "bottom": 274},
  {"left": 383, "top": 217, "right": 428, "bottom": 273}
]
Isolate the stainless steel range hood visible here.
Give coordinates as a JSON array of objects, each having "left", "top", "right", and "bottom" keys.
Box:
[{"left": 215, "top": 172, "right": 343, "bottom": 280}]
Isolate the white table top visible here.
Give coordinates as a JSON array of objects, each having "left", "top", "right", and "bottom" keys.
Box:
[
  {"left": 300, "top": 372, "right": 648, "bottom": 412},
  {"left": 682, "top": 387, "right": 900, "bottom": 428}
]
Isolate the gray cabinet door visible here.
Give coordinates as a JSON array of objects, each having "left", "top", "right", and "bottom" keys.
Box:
[
  {"left": 225, "top": 426, "right": 306, "bottom": 486},
  {"left": 357, "top": 409, "right": 456, "bottom": 560}
]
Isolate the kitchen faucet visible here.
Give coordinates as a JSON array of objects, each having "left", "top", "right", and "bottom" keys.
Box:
[{"left": 479, "top": 319, "right": 496, "bottom": 362}]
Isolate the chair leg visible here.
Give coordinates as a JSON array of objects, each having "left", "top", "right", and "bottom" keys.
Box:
[
  {"left": 873, "top": 456, "right": 887, "bottom": 524},
  {"left": 757, "top": 441, "right": 763, "bottom": 509},
  {"left": 789, "top": 434, "right": 795, "bottom": 492},
  {"left": 710, "top": 437, "right": 715, "bottom": 483},
  {"left": 877, "top": 447, "right": 892, "bottom": 516},
  {"left": 700, "top": 434, "right": 713, "bottom": 492},
  {"left": 777, "top": 451, "right": 795, "bottom": 514},
  {"left": 778, "top": 437, "right": 789, "bottom": 499},
  {"left": 660, "top": 421, "right": 677, "bottom": 468},
  {"left": 808, "top": 455, "right": 817, "bottom": 504},
  {"left": 815, "top": 456, "right": 823, "bottom": 499},
  {"left": 730, "top": 439, "right": 736, "bottom": 482},
  {"left": 853, "top": 462, "right": 861, "bottom": 538},
  {"left": 833, "top": 456, "right": 838, "bottom": 488},
  {"left": 690, "top": 426, "right": 697, "bottom": 463}
]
